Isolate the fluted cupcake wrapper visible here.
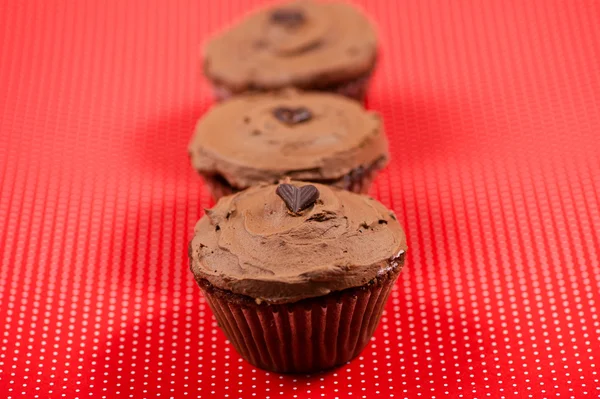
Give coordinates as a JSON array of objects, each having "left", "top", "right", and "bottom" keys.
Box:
[
  {"left": 201, "top": 273, "right": 397, "bottom": 373},
  {"left": 201, "top": 175, "right": 236, "bottom": 200},
  {"left": 200, "top": 161, "right": 382, "bottom": 202},
  {"left": 211, "top": 73, "right": 372, "bottom": 103}
]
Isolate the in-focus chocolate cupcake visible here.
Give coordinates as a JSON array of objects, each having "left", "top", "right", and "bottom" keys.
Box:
[
  {"left": 189, "top": 182, "right": 407, "bottom": 373},
  {"left": 188, "top": 90, "right": 389, "bottom": 200},
  {"left": 203, "top": 0, "right": 378, "bottom": 102}
]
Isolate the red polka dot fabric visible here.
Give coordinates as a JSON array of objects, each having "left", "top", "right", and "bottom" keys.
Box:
[{"left": 1, "top": 1, "right": 599, "bottom": 398}]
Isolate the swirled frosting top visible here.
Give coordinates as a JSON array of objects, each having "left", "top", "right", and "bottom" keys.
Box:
[
  {"left": 203, "top": 0, "right": 378, "bottom": 91},
  {"left": 188, "top": 90, "right": 388, "bottom": 187},
  {"left": 189, "top": 182, "right": 407, "bottom": 304}
]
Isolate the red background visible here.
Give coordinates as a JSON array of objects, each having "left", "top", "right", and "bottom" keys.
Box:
[{"left": 1, "top": 1, "right": 600, "bottom": 398}]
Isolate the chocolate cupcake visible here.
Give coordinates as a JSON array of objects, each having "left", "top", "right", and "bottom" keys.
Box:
[
  {"left": 188, "top": 90, "right": 389, "bottom": 200},
  {"left": 203, "top": 0, "right": 378, "bottom": 101},
  {"left": 189, "top": 182, "right": 407, "bottom": 373}
]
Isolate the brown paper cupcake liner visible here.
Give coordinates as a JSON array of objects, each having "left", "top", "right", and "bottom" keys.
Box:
[
  {"left": 199, "top": 157, "right": 386, "bottom": 201},
  {"left": 198, "top": 267, "right": 399, "bottom": 373},
  {"left": 201, "top": 173, "right": 236, "bottom": 200},
  {"left": 211, "top": 73, "right": 372, "bottom": 103}
]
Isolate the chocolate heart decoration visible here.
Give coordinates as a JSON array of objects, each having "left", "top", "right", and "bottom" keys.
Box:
[
  {"left": 276, "top": 184, "right": 320, "bottom": 214},
  {"left": 272, "top": 106, "right": 312, "bottom": 125},
  {"left": 270, "top": 8, "right": 306, "bottom": 28}
]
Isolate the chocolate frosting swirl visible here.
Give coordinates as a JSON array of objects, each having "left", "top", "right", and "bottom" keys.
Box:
[
  {"left": 188, "top": 90, "right": 388, "bottom": 188},
  {"left": 189, "top": 182, "right": 407, "bottom": 304},
  {"left": 203, "top": 1, "right": 378, "bottom": 91}
]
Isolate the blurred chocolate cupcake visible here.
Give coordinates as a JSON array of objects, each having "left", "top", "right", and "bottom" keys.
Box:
[
  {"left": 203, "top": 0, "right": 378, "bottom": 102},
  {"left": 189, "top": 181, "right": 407, "bottom": 373},
  {"left": 188, "top": 90, "right": 388, "bottom": 200}
]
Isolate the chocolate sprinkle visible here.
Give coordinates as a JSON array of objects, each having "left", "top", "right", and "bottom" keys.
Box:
[
  {"left": 270, "top": 8, "right": 306, "bottom": 28},
  {"left": 276, "top": 184, "right": 319, "bottom": 214},
  {"left": 272, "top": 106, "right": 312, "bottom": 125}
]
